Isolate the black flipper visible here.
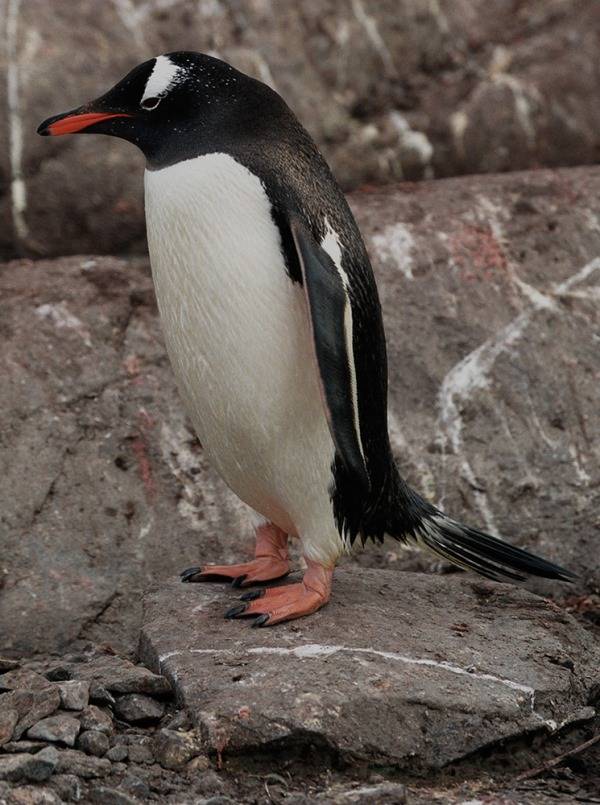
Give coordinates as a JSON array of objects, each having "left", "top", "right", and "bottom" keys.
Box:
[{"left": 290, "top": 217, "right": 370, "bottom": 494}]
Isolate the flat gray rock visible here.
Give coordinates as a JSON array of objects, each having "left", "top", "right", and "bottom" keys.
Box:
[{"left": 140, "top": 570, "right": 600, "bottom": 770}]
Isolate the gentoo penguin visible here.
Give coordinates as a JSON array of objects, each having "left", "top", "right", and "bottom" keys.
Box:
[{"left": 38, "top": 52, "right": 574, "bottom": 626}]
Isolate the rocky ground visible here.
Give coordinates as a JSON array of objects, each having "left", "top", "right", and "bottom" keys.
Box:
[
  {"left": 2, "top": 0, "right": 600, "bottom": 258},
  {"left": 1, "top": 166, "right": 600, "bottom": 802}
]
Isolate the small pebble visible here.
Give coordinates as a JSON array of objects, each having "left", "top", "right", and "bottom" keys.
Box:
[{"left": 105, "top": 745, "right": 128, "bottom": 762}]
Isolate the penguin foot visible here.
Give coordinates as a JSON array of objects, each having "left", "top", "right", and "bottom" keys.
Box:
[
  {"left": 225, "top": 558, "right": 333, "bottom": 626},
  {"left": 181, "top": 555, "right": 290, "bottom": 587},
  {"left": 180, "top": 521, "right": 290, "bottom": 588}
]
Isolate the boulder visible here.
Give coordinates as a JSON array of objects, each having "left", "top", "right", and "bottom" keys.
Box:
[
  {"left": 139, "top": 572, "right": 599, "bottom": 770},
  {"left": 1, "top": 166, "right": 600, "bottom": 655},
  {"left": 1, "top": 0, "right": 599, "bottom": 258}
]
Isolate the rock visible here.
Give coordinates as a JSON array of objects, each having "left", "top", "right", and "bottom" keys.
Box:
[
  {"left": 58, "top": 680, "right": 89, "bottom": 711},
  {"left": 0, "top": 710, "right": 18, "bottom": 745},
  {"left": 0, "top": 658, "right": 19, "bottom": 672},
  {"left": 1, "top": 742, "right": 48, "bottom": 754},
  {"left": 152, "top": 728, "right": 201, "bottom": 770},
  {"left": 140, "top": 572, "right": 600, "bottom": 771},
  {"left": 45, "top": 666, "right": 73, "bottom": 682},
  {"left": 2, "top": 167, "right": 600, "bottom": 656},
  {"left": 3, "top": 0, "right": 600, "bottom": 259},
  {"left": 119, "top": 775, "right": 150, "bottom": 801},
  {"left": 114, "top": 694, "right": 164, "bottom": 724},
  {"left": 48, "top": 774, "right": 82, "bottom": 803},
  {"left": 77, "top": 730, "right": 110, "bottom": 757},
  {"left": 317, "top": 783, "right": 407, "bottom": 803},
  {"left": 88, "top": 788, "right": 139, "bottom": 805},
  {"left": 55, "top": 749, "right": 111, "bottom": 779},
  {"left": 0, "top": 747, "right": 58, "bottom": 782},
  {"left": 0, "top": 671, "right": 53, "bottom": 692},
  {"left": 79, "top": 706, "right": 113, "bottom": 736},
  {"left": 74, "top": 654, "right": 171, "bottom": 696},
  {"left": 7, "top": 688, "right": 62, "bottom": 740},
  {"left": 5, "top": 786, "right": 62, "bottom": 804},
  {"left": 27, "top": 714, "right": 80, "bottom": 747},
  {"left": 104, "top": 745, "right": 127, "bottom": 763},
  {"left": 125, "top": 740, "right": 154, "bottom": 765},
  {"left": 88, "top": 686, "right": 115, "bottom": 707}
]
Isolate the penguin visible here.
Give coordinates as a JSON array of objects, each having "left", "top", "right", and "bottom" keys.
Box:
[{"left": 37, "top": 52, "right": 574, "bottom": 627}]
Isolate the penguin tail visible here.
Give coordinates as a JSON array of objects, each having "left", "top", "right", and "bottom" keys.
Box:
[
  {"left": 410, "top": 510, "right": 576, "bottom": 583},
  {"left": 377, "top": 473, "right": 576, "bottom": 583}
]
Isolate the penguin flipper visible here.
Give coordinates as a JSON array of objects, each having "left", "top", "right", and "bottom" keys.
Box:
[{"left": 290, "top": 218, "right": 370, "bottom": 494}]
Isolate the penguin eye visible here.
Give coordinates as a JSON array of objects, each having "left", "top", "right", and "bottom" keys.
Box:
[{"left": 141, "top": 96, "right": 161, "bottom": 111}]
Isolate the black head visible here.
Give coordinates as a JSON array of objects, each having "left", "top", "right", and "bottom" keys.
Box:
[{"left": 37, "top": 52, "right": 290, "bottom": 167}]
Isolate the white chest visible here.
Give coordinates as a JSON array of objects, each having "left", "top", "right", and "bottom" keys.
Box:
[{"left": 144, "top": 153, "right": 333, "bottom": 523}]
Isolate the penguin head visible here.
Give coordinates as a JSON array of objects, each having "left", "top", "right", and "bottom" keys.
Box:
[{"left": 37, "top": 52, "right": 281, "bottom": 165}]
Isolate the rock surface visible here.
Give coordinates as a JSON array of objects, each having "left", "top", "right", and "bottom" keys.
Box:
[
  {"left": 140, "top": 571, "right": 599, "bottom": 770},
  {"left": 2, "top": 0, "right": 599, "bottom": 258},
  {"left": 1, "top": 166, "right": 600, "bottom": 655}
]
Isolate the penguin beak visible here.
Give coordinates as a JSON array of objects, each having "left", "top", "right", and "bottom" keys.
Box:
[{"left": 37, "top": 107, "right": 132, "bottom": 136}]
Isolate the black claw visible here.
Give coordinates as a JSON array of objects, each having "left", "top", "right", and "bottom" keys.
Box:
[
  {"left": 231, "top": 575, "right": 248, "bottom": 588},
  {"left": 252, "top": 614, "right": 270, "bottom": 628},
  {"left": 225, "top": 604, "right": 247, "bottom": 620},
  {"left": 240, "top": 589, "right": 264, "bottom": 602},
  {"left": 180, "top": 566, "right": 202, "bottom": 583}
]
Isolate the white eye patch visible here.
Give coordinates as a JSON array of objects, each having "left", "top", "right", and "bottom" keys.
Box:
[{"left": 142, "top": 55, "right": 182, "bottom": 103}]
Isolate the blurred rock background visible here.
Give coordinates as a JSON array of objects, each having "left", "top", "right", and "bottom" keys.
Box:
[{"left": 0, "top": 0, "right": 599, "bottom": 259}]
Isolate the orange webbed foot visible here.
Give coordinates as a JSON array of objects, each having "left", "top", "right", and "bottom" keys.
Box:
[
  {"left": 225, "top": 558, "right": 333, "bottom": 626},
  {"left": 180, "top": 522, "right": 290, "bottom": 588}
]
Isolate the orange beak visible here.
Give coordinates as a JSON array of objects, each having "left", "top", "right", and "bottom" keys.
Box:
[{"left": 38, "top": 111, "right": 132, "bottom": 136}]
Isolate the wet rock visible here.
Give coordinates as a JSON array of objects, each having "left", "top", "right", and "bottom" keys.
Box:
[
  {"left": 114, "top": 694, "right": 164, "bottom": 724},
  {"left": 0, "top": 709, "right": 18, "bottom": 745},
  {"left": 28, "top": 714, "right": 80, "bottom": 747},
  {"left": 55, "top": 749, "right": 111, "bottom": 779},
  {"left": 152, "top": 728, "right": 201, "bottom": 770},
  {"left": 76, "top": 730, "right": 110, "bottom": 757},
  {"left": 79, "top": 706, "right": 113, "bottom": 736},
  {"left": 140, "top": 572, "right": 600, "bottom": 771},
  {"left": 0, "top": 747, "right": 58, "bottom": 783},
  {"left": 88, "top": 788, "right": 139, "bottom": 805},
  {"left": 58, "top": 681, "right": 89, "bottom": 711},
  {"left": 2, "top": 168, "right": 600, "bottom": 656}
]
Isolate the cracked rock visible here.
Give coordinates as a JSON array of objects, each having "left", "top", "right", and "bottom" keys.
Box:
[
  {"left": 58, "top": 681, "right": 89, "bottom": 711},
  {"left": 27, "top": 714, "right": 80, "bottom": 747},
  {"left": 73, "top": 654, "right": 171, "bottom": 697},
  {"left": 140, "top": 572, "right": 600, "bottom": 771},
  {"left": 7, "top": 688, "right": 62, "bottom": 741},
  {"left": 114, "top": 694, "right": 164, "bottom": 724}
]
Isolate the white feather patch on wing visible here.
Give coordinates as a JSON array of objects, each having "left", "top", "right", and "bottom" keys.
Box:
[
  {"left": 142, "top": 55, "right": 183, "bottom": 102},
  {"left": 321, "top": 219, "right": 366, "bottom": 466}
]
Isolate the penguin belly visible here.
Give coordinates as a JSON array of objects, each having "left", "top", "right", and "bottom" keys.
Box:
[{"left": 144, "top": 153, "right": 342, "bottom": 564}]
